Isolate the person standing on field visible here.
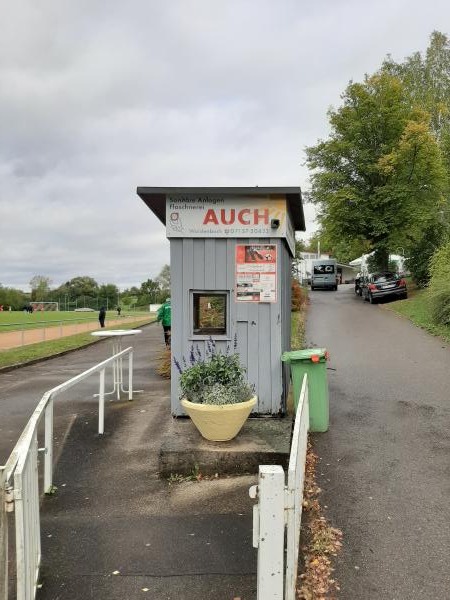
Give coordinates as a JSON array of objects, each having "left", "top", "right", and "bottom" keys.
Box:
[
  {"left": 157, "top": 298, "right": 171, "bottom": 347},
  {"left": 99, "top": 306, "right": 106, "bottom": 328}
]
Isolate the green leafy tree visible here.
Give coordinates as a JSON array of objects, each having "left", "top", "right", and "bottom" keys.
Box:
[
  {"left": 120, "top": 286, "right": 140, "bottom": 309},
  {"left": 306, "top": 72, "right": 447, "bottom": 270},
  {"left": 139, "top": 279, "right": 160, "bottom": 304},
  {"left": 29, "top": 275, "right": 52, "bottom": 301},
  {"left": 292, "top": 239, "right": 305, "bottom": 278},
  {"left": 156, "top": 265, "right": 170, "bottom": 298},
  {"left": 56, "top": 276, "right": 99, "bottom": 300},
  {"left": 384, "top": 31, "right": 450, "bottom": 143},
  {"left": 99, "top": 284, "right": 119, "bottom": 307},
  {"left": 305, "top": 230, "right": 369, "bottom": 264},
  {"left": 383, "top": 30, "right": 450, "bottom": 195},
  {"left": 0, "top": 285, "right": 28, "bottom": 309}
]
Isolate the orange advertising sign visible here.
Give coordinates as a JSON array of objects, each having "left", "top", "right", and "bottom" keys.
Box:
[
  {"left": 235, "top": 244, "right": 277, "bottom": 303},
  {"left": 166, "top": 196, "right": 287, "bottom": 239}
]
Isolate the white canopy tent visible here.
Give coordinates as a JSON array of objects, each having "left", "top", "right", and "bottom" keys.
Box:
[{"left": 349, "top": 252, "right": 406, "bottom": 274}]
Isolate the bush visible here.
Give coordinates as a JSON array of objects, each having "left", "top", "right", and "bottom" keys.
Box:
[
  {"left": 428, "top": 241, "right": 450, "bottom": 326},
  {"left": 292, "top": 279, "right": 307, "bottom": 311},
  {"left": 405, "top": 223, "right": 446, "bottom": 287}
]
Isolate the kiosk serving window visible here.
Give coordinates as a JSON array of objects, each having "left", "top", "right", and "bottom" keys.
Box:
[{"left": 192, "top": 292, "right": 228, "bottom": 336}]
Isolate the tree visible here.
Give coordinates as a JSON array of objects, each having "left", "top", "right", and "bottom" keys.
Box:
[
  {"left": 304, "top": 230, "right": 369, "bottom": 264},
  {"left": 405, "top": 221, "right": 447, "bottom": 286},
  {"left": 29, "top": 275, "right": 52, "bottom": 301},
  {"left": 306, "top": 72, "right": 447, "bottom": 270},
  {"left": 292, "top": 239, "right": 305, "bottom": 278},
  {"left": 384, "top": 32, "right": 450, "bottom": 143},
  {"left": 99, "top": 284, "right": 119, "bottom": 307},
  {"left": 383, "top": 30, "right": 450, "bottom": 191},
  {"left": 56, "top": 276, "right": 99, "bottom": 300},
  {"left": 120, "top": 286, "right": 140, "bottom": 309},
  {"left": 0, "top": 285, "right": 28, "bottom": 310},
  {"left": 156, "top": 265, "right": 170, "bottom": 295},
  {"left": 139, "top": 279, "right": 160, "bottom": 304}
]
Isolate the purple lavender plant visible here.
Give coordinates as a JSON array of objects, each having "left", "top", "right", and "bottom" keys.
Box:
[
  {"left": 189, "top": 345, "right": 196, "bottom": 366},
  {"left": 173, "top": 355, "right": 183, "bottom": 375}
]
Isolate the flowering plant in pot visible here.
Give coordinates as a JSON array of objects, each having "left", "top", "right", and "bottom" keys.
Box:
[{"left": 174, "top": 339, "right": 257, "bottom": 441}]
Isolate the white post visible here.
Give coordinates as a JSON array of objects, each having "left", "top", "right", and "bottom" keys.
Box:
[
  {"left": 44, "top": 399, "right": 54, "bottom": 493},
  {"left": 99, "top": 369, "right": 105, "bottom": 434},
  {"left": 128, "top": 351, "right": 133, "bottom": 401},
  {"left": 115, "top": 341, "right": 121, "bottom": 400},
  {"left": 117, "top": 354, "right": 121, "bottom": 400},
  {"left": 257, "top": 465, "right": 285, "bottom": 600}
]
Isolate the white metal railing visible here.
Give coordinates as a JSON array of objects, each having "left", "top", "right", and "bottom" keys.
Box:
[
  {"left": 0, "top": 347, "right": 134, "bottom": 600},
  {"left": 250, "top": 374, "right": 309, "bottom": 600}
]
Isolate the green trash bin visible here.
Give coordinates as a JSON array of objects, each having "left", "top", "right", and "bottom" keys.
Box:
[{"left": 282, "top": 348, "right": 329, "bottom": 432}]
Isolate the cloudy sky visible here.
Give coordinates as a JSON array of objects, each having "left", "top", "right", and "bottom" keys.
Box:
[{"left": 1, "top": 0, "right": 449, "bottom": 291}]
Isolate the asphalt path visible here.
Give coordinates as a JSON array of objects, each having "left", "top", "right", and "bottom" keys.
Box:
[
  {"left": 307, "top": 284, "right": 450, "bottom": 600},
  {"left": 0, "top": 327, "right": 152, "bottom": 464},
  {"left": 1, "top": 324, "right": 256, "bottom": 599}
]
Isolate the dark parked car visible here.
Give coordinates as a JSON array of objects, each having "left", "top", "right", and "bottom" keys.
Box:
[{"left": 361, "top": 271, "right": 407, "bottom": 304}]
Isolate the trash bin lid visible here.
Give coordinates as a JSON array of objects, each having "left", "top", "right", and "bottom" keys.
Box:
[{"left": 282, "top": 348, "right": 328, "bottom": 363}]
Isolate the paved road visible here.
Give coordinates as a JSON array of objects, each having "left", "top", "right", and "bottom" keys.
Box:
[
  {"left": 0, "top": 326, "right": 151, "bottom": 464},
  {"left": 307, "top": 284, "right": 450, "bottom": 600}
]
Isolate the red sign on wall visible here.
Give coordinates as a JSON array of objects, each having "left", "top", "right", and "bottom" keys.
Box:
[{"left": 235, "top": 244, "right": 277, "bottom": 303}]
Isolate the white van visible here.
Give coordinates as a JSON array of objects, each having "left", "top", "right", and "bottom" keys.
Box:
[{"left": 311, "top": 259, "right": 338, "bottom": 291}]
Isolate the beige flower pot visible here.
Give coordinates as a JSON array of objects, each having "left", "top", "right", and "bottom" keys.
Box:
[{"left": 181, "top": 396, "right": 257, "bottom": 442}]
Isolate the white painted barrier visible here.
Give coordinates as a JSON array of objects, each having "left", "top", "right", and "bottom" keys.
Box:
[
  {"left": 250, "top": 374, "right": 309, "bottom": 600},
  {"left": 0, "top": 347, "right": 134, "bottom": 600}
]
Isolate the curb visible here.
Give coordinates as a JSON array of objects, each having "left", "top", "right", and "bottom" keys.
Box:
[{"left": 159, "top": 416, "right": 293, "bottom": 477}]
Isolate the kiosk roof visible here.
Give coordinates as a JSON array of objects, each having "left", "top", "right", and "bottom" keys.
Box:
[{"left": 137, "top": 186, "right": 305, "bottom": 232}]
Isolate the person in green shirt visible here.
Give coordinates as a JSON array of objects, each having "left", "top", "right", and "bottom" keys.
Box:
[{"left": 157, "top": 298, "right": 171, "bottom": 347}]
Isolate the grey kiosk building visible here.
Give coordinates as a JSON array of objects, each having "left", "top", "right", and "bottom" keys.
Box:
[{"left": 138, "top": 187, "right": 305, "bottom": 416}]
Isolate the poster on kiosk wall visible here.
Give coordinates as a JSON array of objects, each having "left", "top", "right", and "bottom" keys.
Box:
[{"left": 235, "top": 244, "right": 277, "bottom": 303}]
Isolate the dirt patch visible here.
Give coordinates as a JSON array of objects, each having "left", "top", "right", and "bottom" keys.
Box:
[
  {"left": 0, "top": 316, "right": 149, "bottom": 350},
  {"left": 298, "top": 441, "right": 343, "bottom": 599}
]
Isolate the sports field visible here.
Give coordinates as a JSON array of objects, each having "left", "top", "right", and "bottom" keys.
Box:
[
  {"left": 0, "top": 310, "right": 150, "bottom": 331},
  {"left": 0, "top": 311, "right": 156, "bottom": 366}
]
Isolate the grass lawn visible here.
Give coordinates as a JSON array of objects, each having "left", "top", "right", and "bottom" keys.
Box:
[
  {"left": 286, "top": 296, "right": 308, "bottom": 415},
  {"left": 0, "top": 316, "right": 155, "bottom": 369},
  {"left": 291, "top": 309, "right": 306, "bottom": 349},
  {"left": 0, "top": 310, "right": 151, "bottom": 331},
  {"left": 385, "top": 286, "right": 450, "bottom": 343}
]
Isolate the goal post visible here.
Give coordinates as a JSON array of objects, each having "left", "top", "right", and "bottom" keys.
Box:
[{"left": 30, "top": 301, "right": 59, "bottom": 312}]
